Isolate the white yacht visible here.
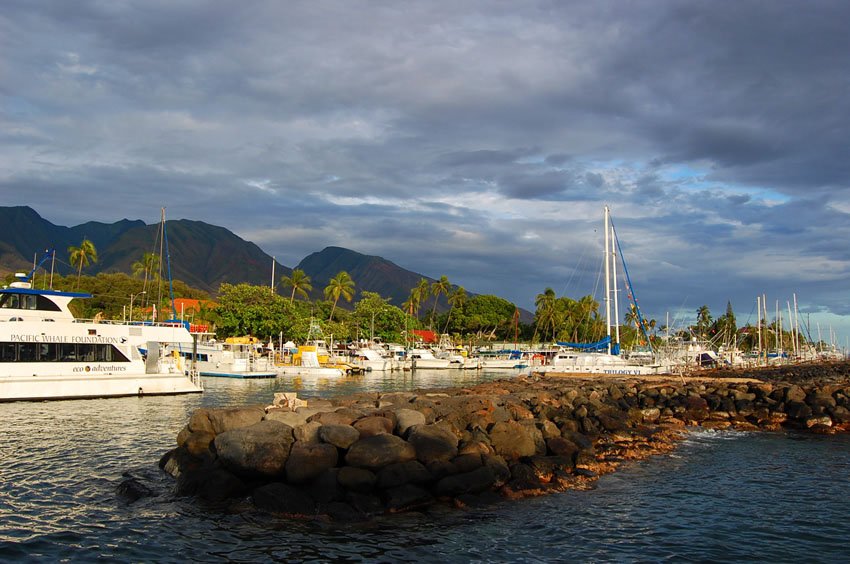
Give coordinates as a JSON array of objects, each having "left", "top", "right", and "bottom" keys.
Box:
[
  {"left": 407, "top": 348, "right": 451, "bottom": 370},
  {"left": 0, "top": 274, "right": 203, "bottom": 401},
  {"left": 169, "top": 335, "right": 277, "bottom": 379},
  {"left": 351, "top": 347, "right": 397, "bottom": 372}
]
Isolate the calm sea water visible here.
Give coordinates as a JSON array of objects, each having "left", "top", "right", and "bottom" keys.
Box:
[{"left": 1, "top": 370, "right": 849, "bottom": 563}]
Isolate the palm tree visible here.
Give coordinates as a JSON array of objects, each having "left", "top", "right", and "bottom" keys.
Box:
[
  {"left": 696, "top": 305, "right": 712, "bottom": 337},
  {"left": 535, "top": 288, "right": 557, "bottom": 342},
  {"left": 402, "top": 288, "right": 421, "bottom": 317},
  {"left": 324, "top": 271, "right": 355, "bottom": 321},
  {"left": 281, "top": 268, "right": 313, "bottom": 304},
  {"left": 415, "top": 278, "right": 430, "bottom": 317},
  {"left": 68, "top": 238, "right": 98, "bottom": 289},
  {"left": 131, "top": 252, "right": 159, "bottom": 280},
  {"left": 443, "top": 286, "right": 467, "bottom": 333},
  {"left": 430, "top": 275, "right": 451, "bottom": 329}
]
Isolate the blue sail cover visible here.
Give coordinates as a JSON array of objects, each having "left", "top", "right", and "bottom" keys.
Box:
[{"left": 556, "top": 336, "right": 612, "bottom": 352}]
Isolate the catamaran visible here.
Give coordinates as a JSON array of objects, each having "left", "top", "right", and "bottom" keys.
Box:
[
  {"left": 0, "top": 270, "right": 203, "bottom": 402},
  {"left": 530, "top": 206, "right": 670, "bottom": 377}
]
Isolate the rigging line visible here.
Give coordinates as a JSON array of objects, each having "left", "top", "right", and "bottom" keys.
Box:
[{"left": 609, "top": 216, "right": 652, "bottom": 352}]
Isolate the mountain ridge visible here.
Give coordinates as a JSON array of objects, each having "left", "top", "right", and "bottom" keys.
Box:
[{"left": 0, "top": 206, "right": 532, "bottom": 320}]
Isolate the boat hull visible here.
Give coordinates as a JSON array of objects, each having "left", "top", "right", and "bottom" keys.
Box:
[{"left": 0, "top": 369, "right": 202, "bottom": 402}]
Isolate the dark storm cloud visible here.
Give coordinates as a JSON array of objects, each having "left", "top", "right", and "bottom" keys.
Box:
[{"left": 3, "top": 0, "right": 850, "bottom": 338}]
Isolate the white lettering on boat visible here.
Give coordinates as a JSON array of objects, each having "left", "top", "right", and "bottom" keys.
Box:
[{"left": 10, "top": 334, "right": 123, "bottom": 344}]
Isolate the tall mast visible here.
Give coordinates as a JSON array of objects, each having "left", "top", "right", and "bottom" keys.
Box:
[
  {"left": 757, "top": 296, "right": 762, "bottom": 359},
  {"left": 603, "top": 206, "right": 612, "bottom": 354},
  {"left": 793, "top": 292, "right": 803, "bottom": 356},
  {"left": 611, "top": 217, "right": 620, "bottom": 353}
]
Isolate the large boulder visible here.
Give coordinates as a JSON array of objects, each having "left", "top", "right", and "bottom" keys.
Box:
[
  {"left": 384, "top": 484, "right": 433, "bottom": 513},
  {"left": 319, "top": 424, "right": 361, "bottom": 448},
  {"left": 406, "top": 424, "right": 459, "bottom": 464},
  {"left": 337, "top": 466, "right": 377, "bottom": 492},
  {"left": 394, "top": 408, "right": 426, "bottom": 435},
  {"left": 206, "top": 406, "right": 266, "bottom": 434},
  {"left": 434, "top": 465, "right": 498, "bottom": 497},
  {"left": 213, "top": 420, "right": 295, "bottom": 478},
  {"left": 353, "top": 416, "right": 394, "bottom": 438},
  {"left": 252, "top": 482, "right": 316, "bottom": 516},
  {"left": 294, "top": 420, "right": 323, "bottom": 444},
  {"left": 265, "top": 407, "right": 323, "bottom": 428},
  {"left": 345, "top": 434, "right": 416, "bottom": 470},
  {"left": 183, "top": 430, "right": 216, "bottom": 459},
  {"left": 285, "top": 442, "right": 339, "bottom": 484},
  {"left": 489, "top": 420, "right": 537, "bottom": 460},
  {"left": 376, "top": 460, "right": 432, "bottom": 489}
]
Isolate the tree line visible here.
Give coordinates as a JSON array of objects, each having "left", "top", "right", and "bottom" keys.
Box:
[{"left": 3, "top": 239, "right": 818, "bottom": 351}]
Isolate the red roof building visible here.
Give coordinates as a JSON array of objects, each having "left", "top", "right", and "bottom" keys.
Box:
[{"left": 411, "top": 329, "right": 438, "bottom": 344}]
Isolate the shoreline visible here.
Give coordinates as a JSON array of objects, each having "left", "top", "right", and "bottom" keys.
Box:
[{"left": 156, "top": 361, "right": 850, "bottom": 521}]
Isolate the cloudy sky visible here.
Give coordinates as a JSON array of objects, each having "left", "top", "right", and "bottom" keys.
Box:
[{"left": 3, "top": 1, "right": 849, "bottom": 346}]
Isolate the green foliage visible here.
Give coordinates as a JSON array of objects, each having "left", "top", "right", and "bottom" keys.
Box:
[
  {"left": 449, "top": 294, "right": 517, "bottom": 340},
  {"left": 352, "top": 291, "right": 411, "bottom": 343},
  {"left": 214, "top": 283, "right": 291, "bottom": 339}
]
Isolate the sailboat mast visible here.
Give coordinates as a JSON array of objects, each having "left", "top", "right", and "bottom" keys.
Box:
[
  {"left": 757, "top": 296, "right": 762, "bottom": 358},
  {"left": 611, "top": 219, "right": 620, "bottom": 353},
  {"left": 603, "top": 206, "right": 612, "bottom": 354}
]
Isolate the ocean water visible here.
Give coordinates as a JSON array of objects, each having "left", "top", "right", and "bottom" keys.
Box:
[{"left": 1, "top": 370, "right": 849, "bottom": 563}]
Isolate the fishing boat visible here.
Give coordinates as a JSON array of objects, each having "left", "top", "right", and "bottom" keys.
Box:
[
  {"left": 0, "top": 272, "right": 203, "bottom": 401},
  {"left": 530, "top": 206, "right": 669, "bottom": 377}
]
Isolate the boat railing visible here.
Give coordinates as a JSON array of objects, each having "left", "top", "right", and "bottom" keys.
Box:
[{"left": 74, "top": 318, "right": 190, "bottom": 329}]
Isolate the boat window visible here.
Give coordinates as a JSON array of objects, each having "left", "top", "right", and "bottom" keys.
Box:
[
  {"left": 35, "top": 295, "right": 62, "bottom": 312},
  {"left": 0, "top": 343, "right": 15, "bottom": 361},
  {"left": 60, "top": 343, "right": 77, "bottom": 361},
  {"left": 77, "top": 344, "right": 96, "bottom": 362},
  {"left": 0, "top": 342, "right": 131, "bottom": 362},
  {"left": 38, "top": 343, "right": 60, "bottom": 362},
  {"left": 0, "top": 294, "right": 20, "bottom": 309},
  {"left": 18, "top": 343, "right": 37, "bottom": 361},
  {"left": 95, "top": 344, "right": 110, "bottom": 362}
]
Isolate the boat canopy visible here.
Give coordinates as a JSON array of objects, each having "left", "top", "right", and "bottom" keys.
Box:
[{"left": 556, "top": 336, "right": 611, "bottom": 352}]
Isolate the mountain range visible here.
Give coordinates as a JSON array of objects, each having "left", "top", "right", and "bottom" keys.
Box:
[{"left": 0, "top": 206, "right": 463, "bottom": 313}]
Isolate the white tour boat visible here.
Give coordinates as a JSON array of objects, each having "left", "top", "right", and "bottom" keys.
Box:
[{"left": 0, "top": 274, "right": 203, "bottom": 401}]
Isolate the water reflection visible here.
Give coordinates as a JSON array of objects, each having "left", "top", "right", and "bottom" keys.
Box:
[{"left": 3, "top": 370, "right": 850, "bottom": 562}]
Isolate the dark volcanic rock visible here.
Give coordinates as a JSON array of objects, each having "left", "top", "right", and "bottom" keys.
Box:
[
  {"left": 407, "top": 424, "right": 459, "bottom": 464},
  {"left": 319, "top": 424, "right": 360, "bottom": 448},
  {"left": 489, "top": 420, "right": 537, "bottom": 460},
  {"left": 213, "top": 420, "right": 295, "bottom": 478},
  {"left": 345, "top": 434, "right": 417, "bottom": 470},
  {"left": 252, "top": 482, "right": 316, "bottom": 516},
  {"left": 285, "top": 442, "right": 339, "bottom": 484}
]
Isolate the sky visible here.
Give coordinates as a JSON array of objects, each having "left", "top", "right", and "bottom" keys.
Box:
[{"left": 2, "top": 1, "right": 849, "bottom": 348}]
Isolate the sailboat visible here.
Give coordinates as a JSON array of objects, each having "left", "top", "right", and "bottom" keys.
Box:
[{"left": 530, "top": 206, "right": 669, "bottom": 377}]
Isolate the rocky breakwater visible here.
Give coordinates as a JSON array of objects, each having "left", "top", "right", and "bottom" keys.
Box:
[{"left": 159, "top": 362, "right": 850, "bottom": 521}]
